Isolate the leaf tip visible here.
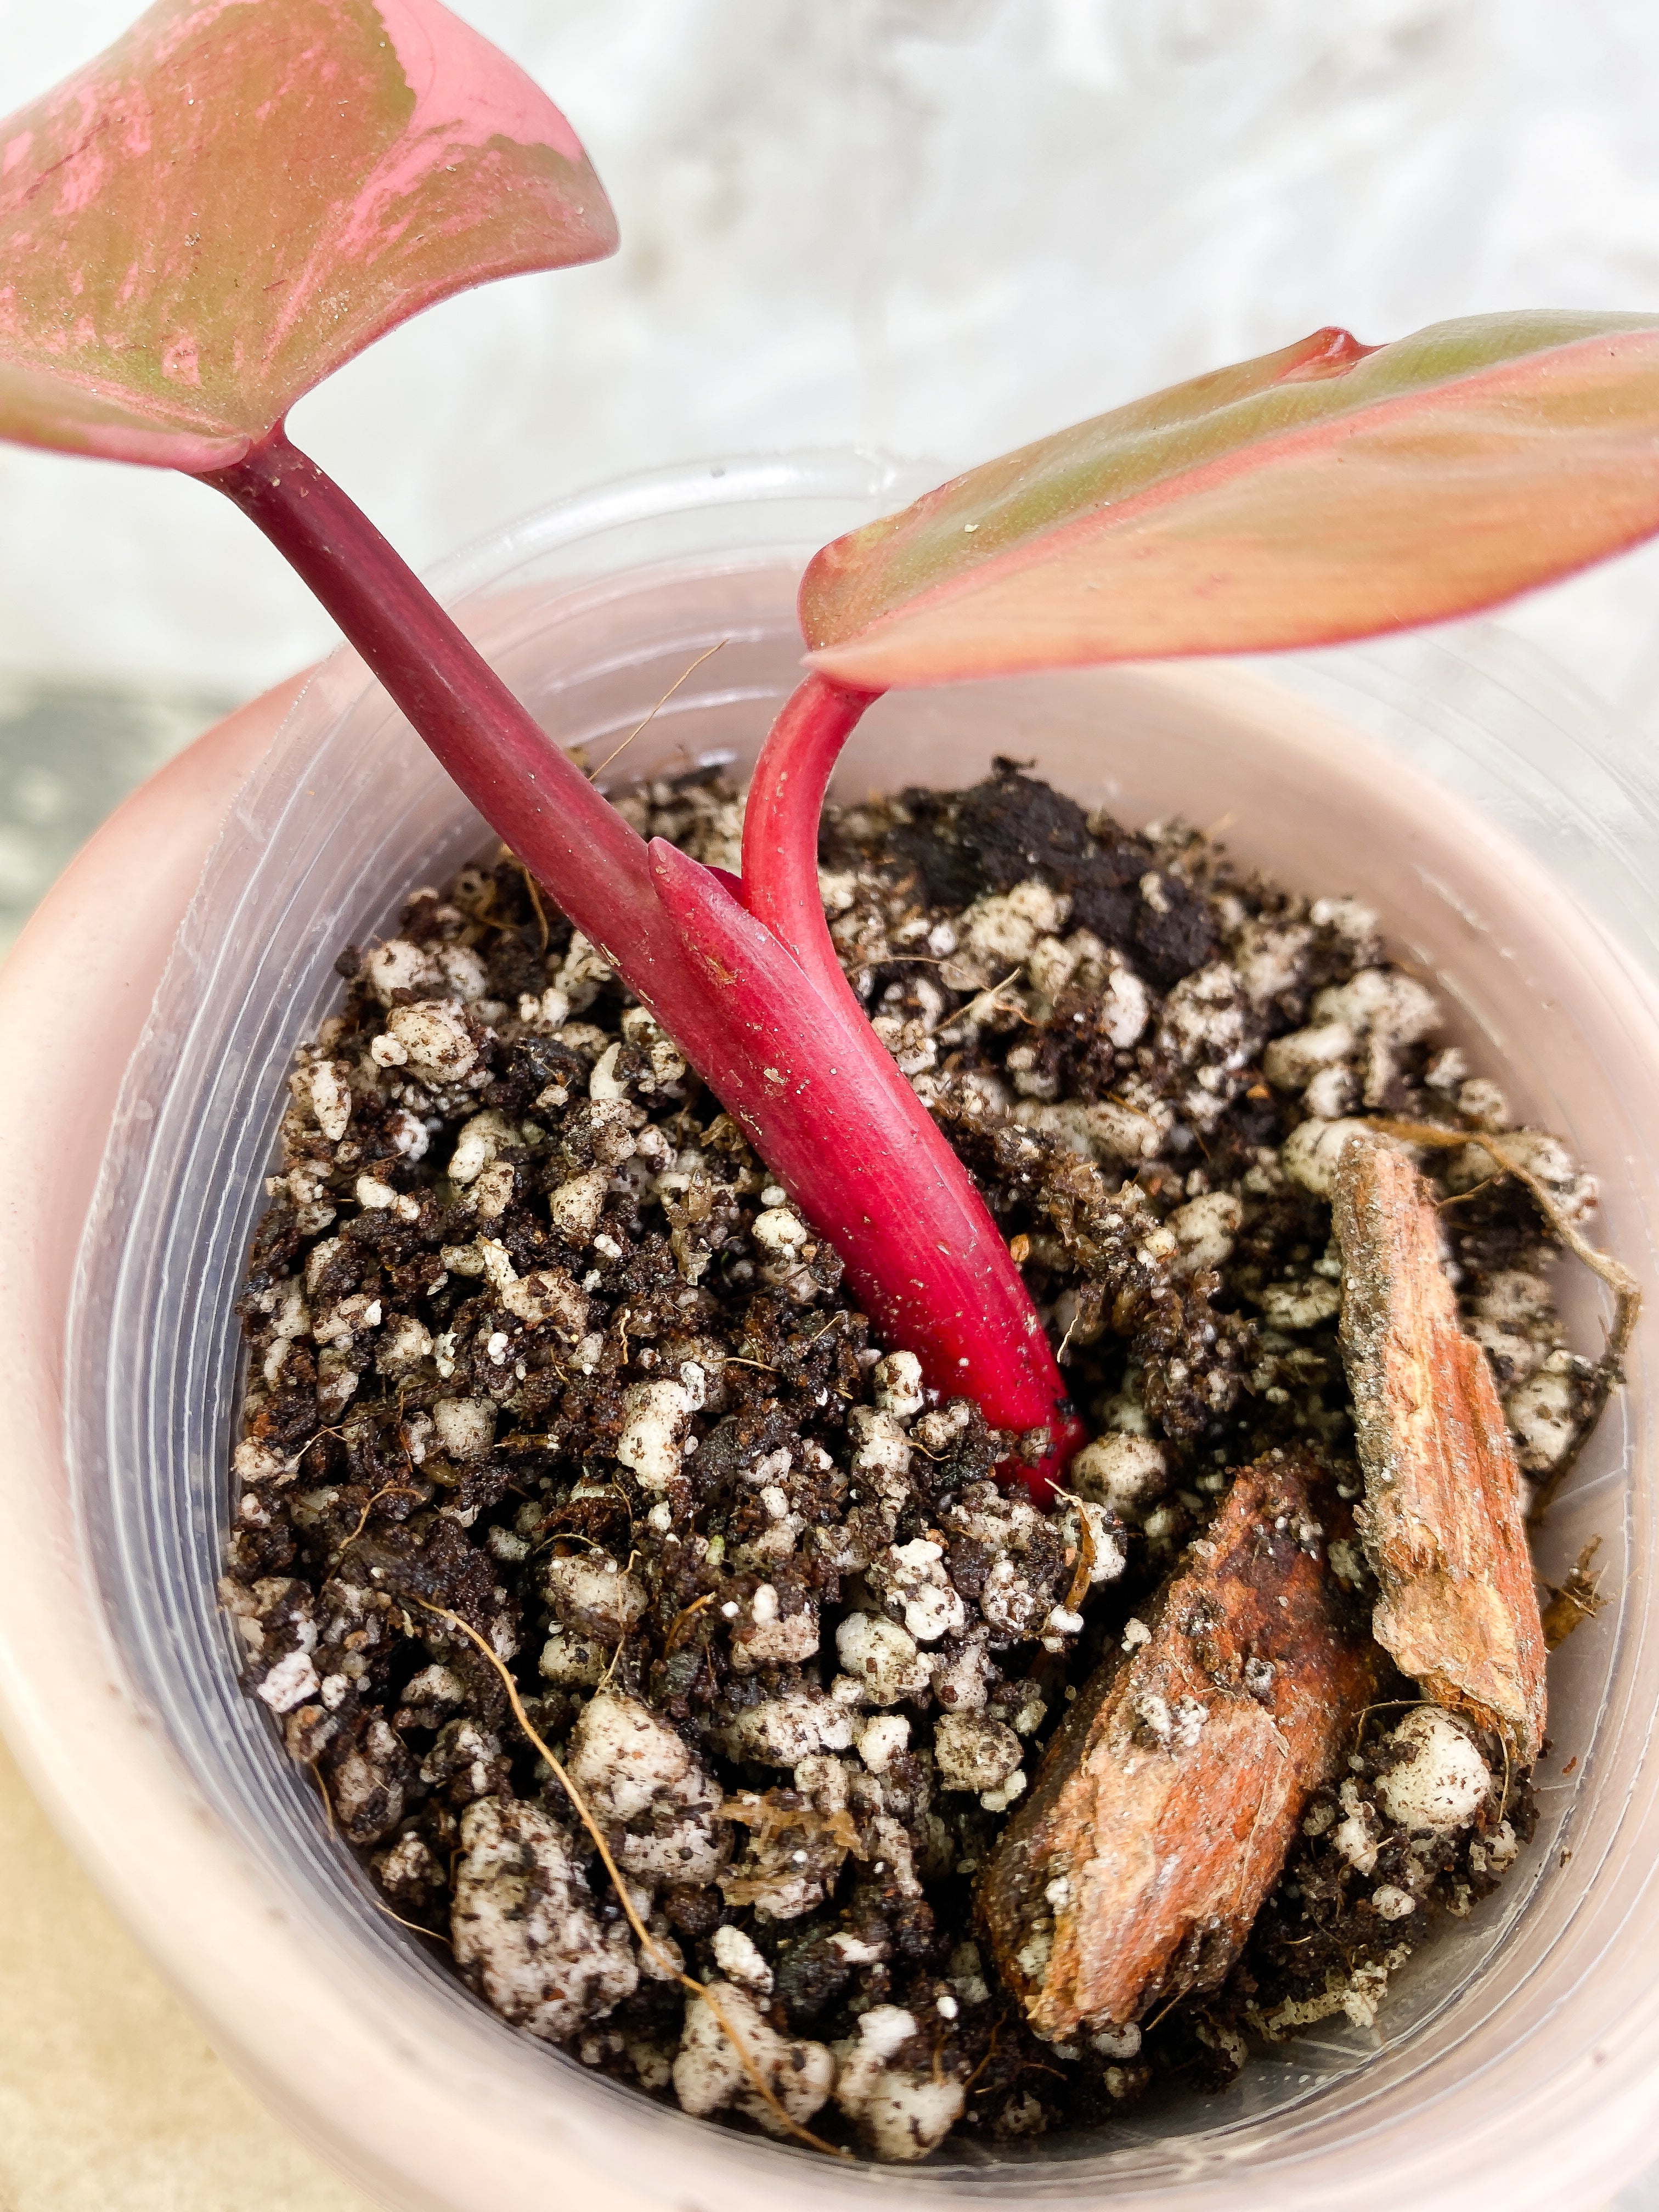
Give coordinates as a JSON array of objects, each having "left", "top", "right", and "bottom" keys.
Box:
[{"left": 1274, "top": 325, "right": 1379, "bottom": 385}]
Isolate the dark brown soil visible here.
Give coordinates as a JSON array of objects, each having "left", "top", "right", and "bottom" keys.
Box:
[{"left": 222, "top": 757, "right": 1590, "bottom": 2160}]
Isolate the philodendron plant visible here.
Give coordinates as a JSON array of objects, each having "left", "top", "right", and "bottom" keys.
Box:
[{"left": 7, "top": 0, "right": 1659, "bottom": 1490}]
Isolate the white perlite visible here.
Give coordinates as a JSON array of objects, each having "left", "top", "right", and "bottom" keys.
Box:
[
  {"left": 432, "top": 1396, "right": 495, "bottom": 1463},
  {"left": 673, "top": 1982, "right": 833, "bottom": 2136},
  {"left": 386, "top": 998, "right": 477, "bottom": 1081},
  {"left": 256, "top": 1647, "right": 320, "bottom": 1714},
  {"left": 616, "top": 1378, "right": 698, "bottom": 1491},
  {"left": 451, "top": 1798, "right": 637, "bottom": 2042},
  {"left": 1505, "top": 1350, "right": 1584, "bottom": 1476},
  {"left": 847, "top": 1405, "right": 913, "bottom": 1497},
  {"left": 722, "top": 1687, "right": 855, "bottom": 1764},
  {"left": 565, "top": 1690, "right": 726, "bottom": 1882},
  {"left": 544, "top": 1554, "right": 648, "bottom": 1644},
  {"left": 933, "top": 1711, "right": 1023, "bottom": 1795},
  {"left": 1166, "top": 1189, "right": 1243, "bottom": 1276},
  {"left": 538, "top": 1625, "right": 607, "bottom": 1686},
  {"left": 709, "top": 1924, "right": 774, "bottom": 1994},
  {"left": 1070, "top": 1433, "right": 1167, "bottom": 1520},
  {"left": 1375, "top": 1708, "right": 1492, "bottom": 1833},
  {"left": 365, "top": 937, "right": 438, "bottom": 1005},
  {"left": 836, "top": 1612, "right": 929, "bottom": 1705},
  {"left": 731, "top": 1587, "right": 821, "bottom": 1671},
  {"left": 448, "top": 1108, "right": 513, "bottom": 1185},
  {"left": 306, "top": 1058, "right": 353, "bottom": 1142},
  {"left": 548, "top": 1166, "right": 611, "bottom": 1244},
  {"left": 869, "top": 1538, "right": 968, "bottom": 1644},
  {"left": 1281, "top": 1116, "right": 1379, "bottom": 1199},
  {"left": 832, "top": 2005, "right": 965, "bottom": 2161},
  {"left": 872, "top": 1349, "right": 925, "bottom": 1419},
  {"left": 961, "top": 879, "right": 1071, "bottom": 964},
  {"left": 752, "top": 1205, "right": 809, "bottom": 1255},
  {"left": 856, "top": 1714, "right": 910, "bottom": 1773},
  {"left": 1257, "top": 1276, "right": 1342, "bottom": 1330}
]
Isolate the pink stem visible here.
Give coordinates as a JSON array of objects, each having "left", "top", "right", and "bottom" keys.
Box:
[
  {"left": 206, "top": 432, "right": 821, "bottom": 1131},
  {"left": 207, "top": 432, "right": 1081, "bottom": 1485},
  {"left": 738, "top": 674, "right": 1085, "bottom": 1481},
  {"left": 740, "top": 672, "right": 879, "bottom": 994},
  {"left": 651, "top": 843, "right": 1079, "bottom": 1468},
  {"left": 206, "top": 426, "right": 684, "bottom": 993}
]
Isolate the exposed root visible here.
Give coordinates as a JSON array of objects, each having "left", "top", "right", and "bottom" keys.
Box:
[
  {"left": 517, "top": 863, "right": 551, "bottom": 954},
  {"left": 933, "top": 966, "right": 1028, "bottom": 1037},
  {"left": 723, "top": 1786, "right": 862, "bottom": 1861},
  {"left": 372, "top": 1896, "right": 453, "bottom": 1949},
  {"left": 1056, "top": 1490, "right": 1098, "bottom": 1618},
  {"left": 1541, "top": 1538, "right": 1607, "bottom": 1650},
  {"left": 309, "top": 1758, "right": 335, "bottom": 1838},
  {"left": 664, "top": 1592, "right": 714, "bottom": 1653},
  {"left": 333, "top": 1480, "right": 421, "bottom": 1564},
  {"left": 588, "top": 639, "right": 729, "bottom": 785}
]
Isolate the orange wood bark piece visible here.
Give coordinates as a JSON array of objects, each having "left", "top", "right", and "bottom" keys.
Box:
[
  {"left": 1333, "top": 1132, "right": 1546, "bottom": 1765},
  {"left": 979, "top": 1454, "right": 1378, "bottom": 2041}
]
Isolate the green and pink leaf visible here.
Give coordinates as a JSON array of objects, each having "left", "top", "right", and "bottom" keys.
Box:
[
  {"left": 802, "top": 312, "right": 1659, "bottom": 686},
  {"left": 0, "top": 0, "right": 616, "bottom": 470}
]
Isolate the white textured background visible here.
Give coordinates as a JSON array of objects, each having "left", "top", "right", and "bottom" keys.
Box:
[{"left": 6, "top": 0, "right": 1659, "bottom": 712}]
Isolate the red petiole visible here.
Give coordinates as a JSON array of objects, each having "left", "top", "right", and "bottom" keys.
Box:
[
  {"left": 209, "top": 428, "right": 1081, "bottom": 1490},
  {"left": 735, "top": 672, "right": 1084, "bottom": 1473}
]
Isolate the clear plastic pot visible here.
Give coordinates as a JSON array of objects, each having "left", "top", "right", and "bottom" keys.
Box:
[{"left": 3, "top": 452, "right": 1659, "bottom": 2211}]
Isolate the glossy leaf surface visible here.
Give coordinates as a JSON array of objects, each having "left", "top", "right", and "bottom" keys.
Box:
[
  {"left": 0, "top": 0, "right": 617, "bottom": 470},
  {"left": 802, "top": 313, "right": 1659, "bottom": 687}
]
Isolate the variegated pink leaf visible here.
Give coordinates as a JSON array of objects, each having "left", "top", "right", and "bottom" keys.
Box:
[
  {"left": 802, "top": 312, "right": 1659, "bottom": 687},
  {"left": 0, "top": 0, "right": 617, "bottom": 470}
]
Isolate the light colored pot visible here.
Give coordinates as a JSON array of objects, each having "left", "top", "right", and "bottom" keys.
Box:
[{"left": 3, "top": 454, "right": 1659, "bottom": 2212}]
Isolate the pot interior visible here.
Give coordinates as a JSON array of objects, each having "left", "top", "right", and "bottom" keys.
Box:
[{"left": 65, "top": 541, "right": 1659, "bottom": 2211}]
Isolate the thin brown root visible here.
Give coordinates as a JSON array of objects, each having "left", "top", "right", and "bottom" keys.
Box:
[
  {"left": 333, "top": 1481, "right": 422, "bottom": 1563},
  {"left": 963, "top": 2012, "right": 1007, "bottom": 2097},
  {"left": 1434, "top": 1175, "right": 1502, "bottom": 1210},
  {"left": 936, "top": 966, "right": 1028, "bottom": 1037},
  {"left": 1348, "top": 1696, "right": 1434, "bottom": 1759},
  {"left": 723, "top": 1787, "right": 863, "bottom": 1861},
  {"left": 1141, "top": 1989, "right": 1187, "bottom": 2037},
  {"left": 1373, "top": 1118, "right": 1640, "bottom": 1331},
  {"left": 409, "top": 1597, "right": 849, "bottom": 2158},
  {"left": 595, "top": 1622, "right": 630, "bottom": 1693},
  {"left": 664, "top": 1592, "right": 714, "bottom": 1654},
  {"left": 309, "top": 1759, "right": 336, "bottom": 1839},
  {"left": 373, "top": 1896, "right": 453, "bottom": 1949},
  {"left": 588, "top": 639, "right": 730, "bottom": 785},
  {"left": 1060, "top": 1496, "right": 1097, "bottom": 1618},
  {"left": 520, "top": 865, "right": 551, "bottom": 955},
  {"left": 1540, "top": 1537, "right": 1606, "bottom": 1649},
  {"left": 1372, "top": 1118, "right": 1641, "bottom": 1520}
]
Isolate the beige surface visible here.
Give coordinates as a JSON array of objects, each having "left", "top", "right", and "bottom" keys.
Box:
[
  {"left": 0, "top": 1734, "right": 378, "bottom": 2212},
  {"left": 0, "top": 673, "right": 376, "bottom": 2211}
]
